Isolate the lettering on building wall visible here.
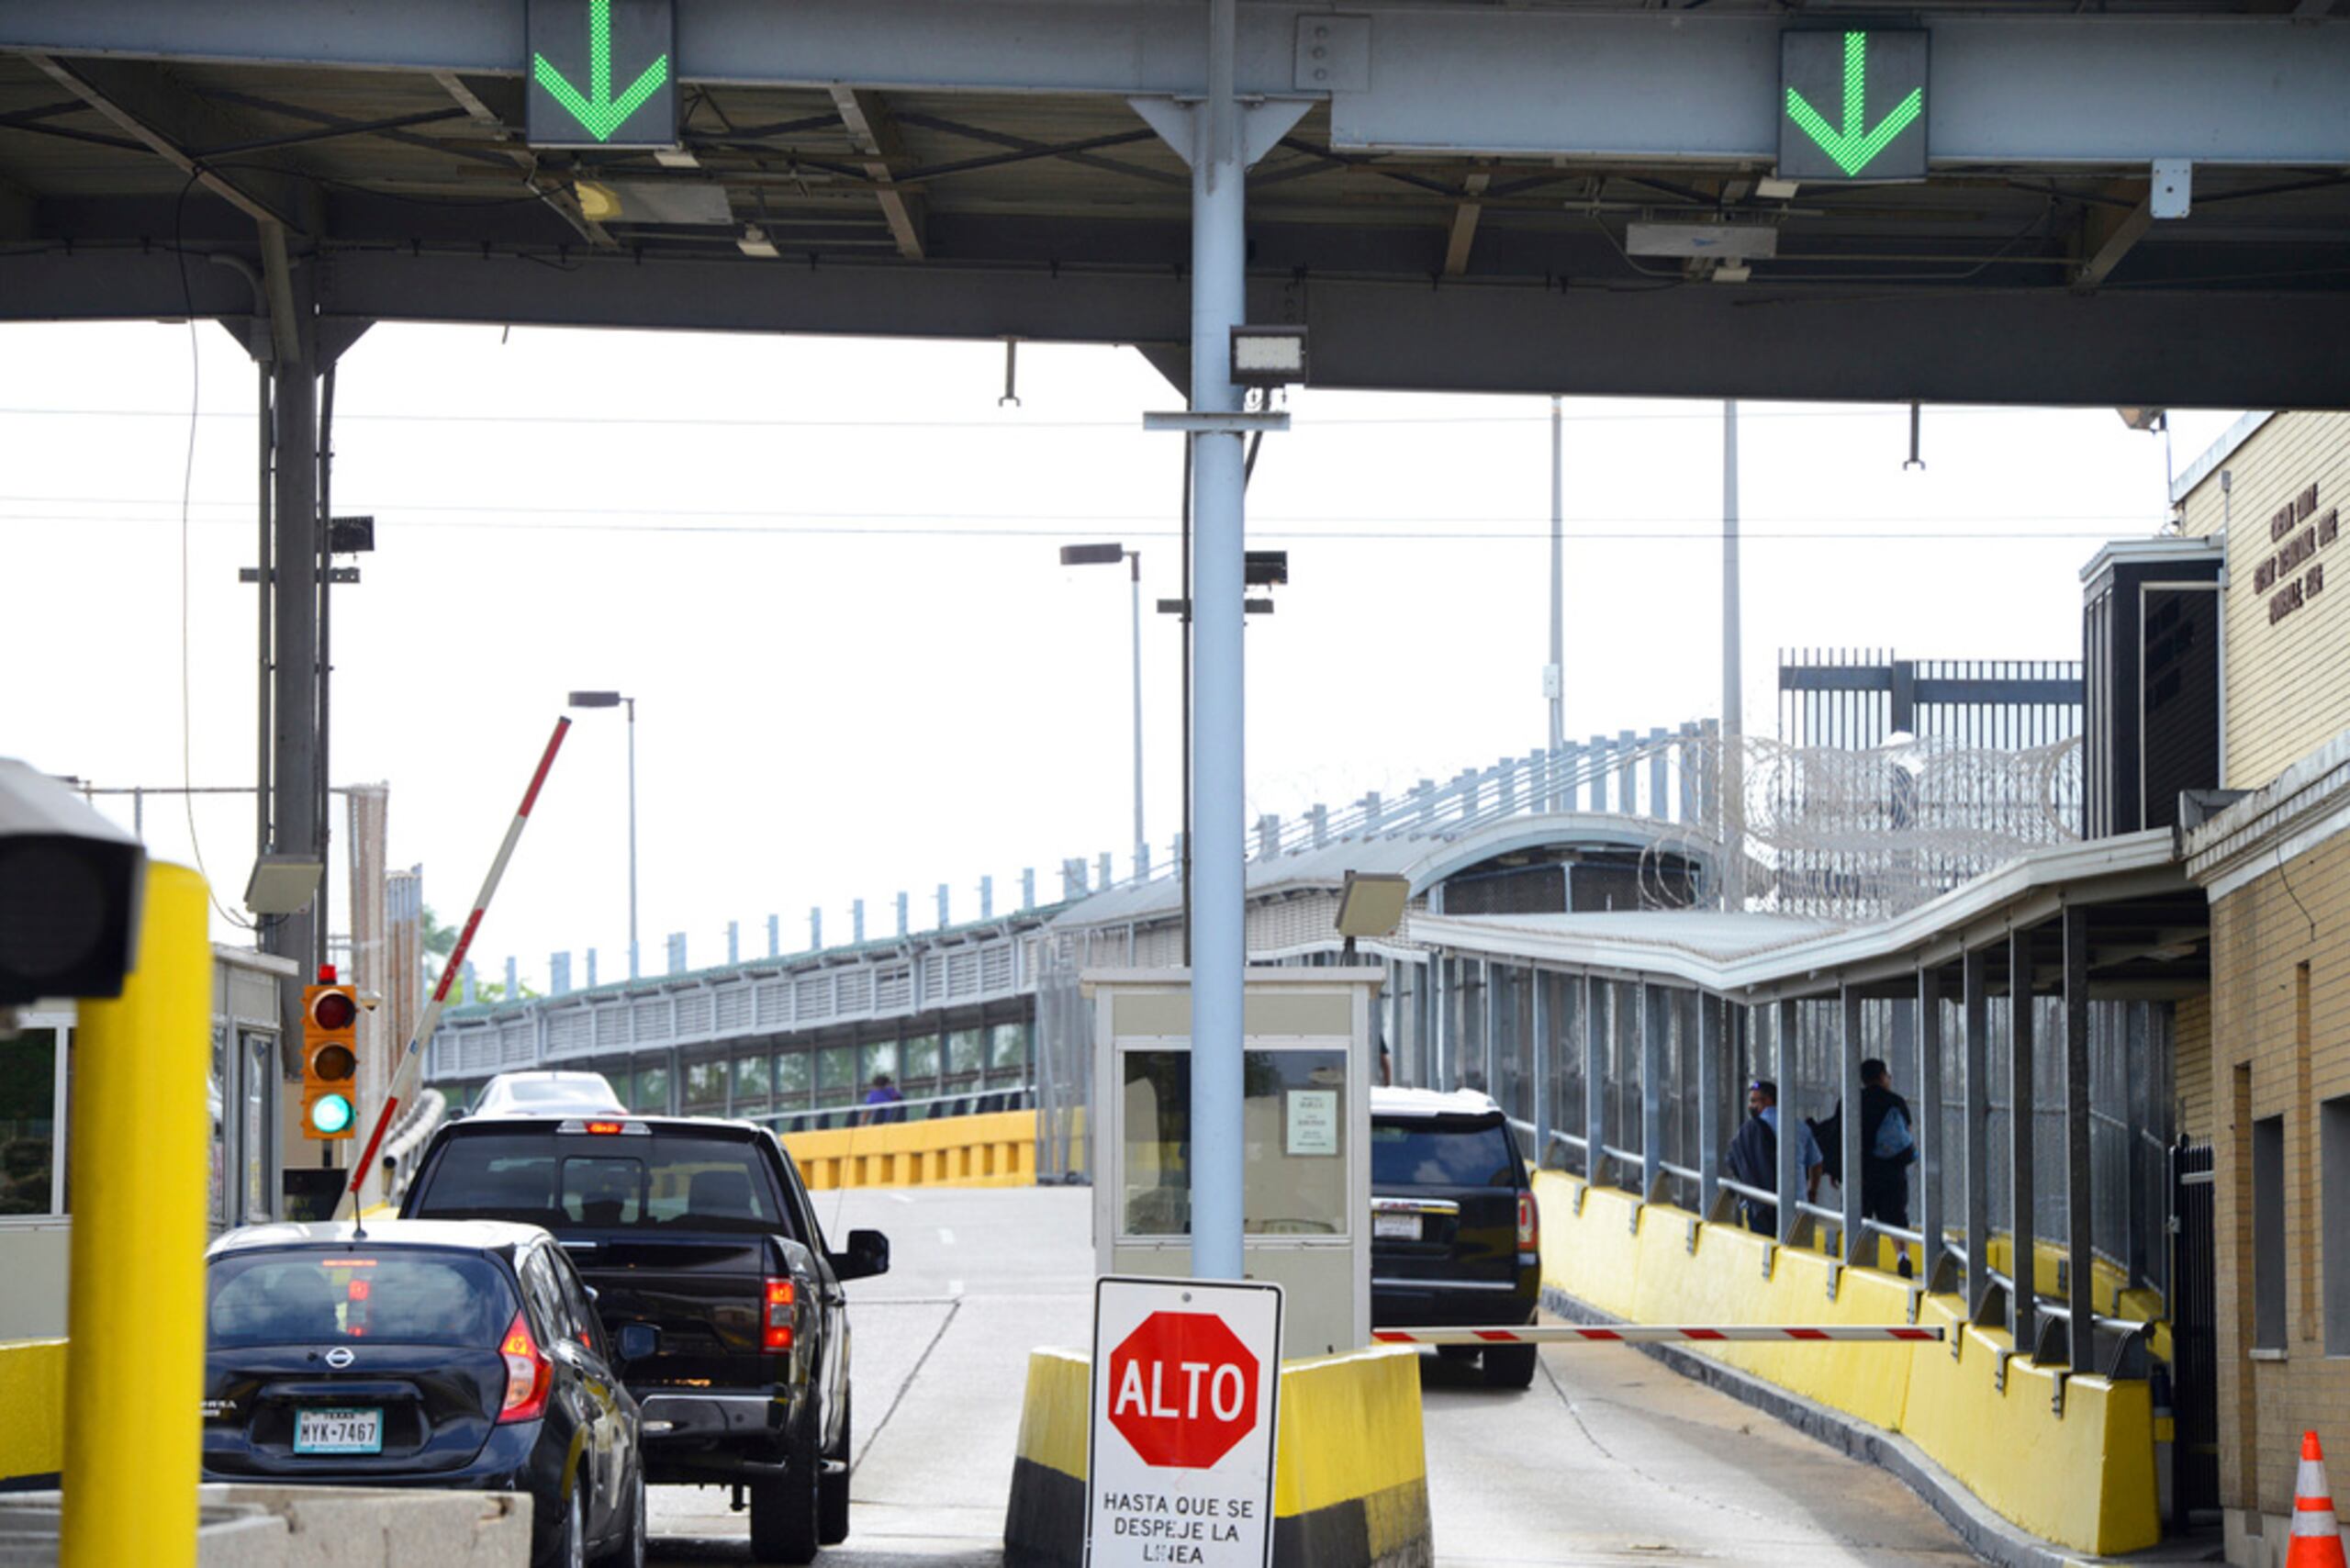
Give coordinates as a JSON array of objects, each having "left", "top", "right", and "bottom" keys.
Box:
[{"left": 2251, "top": 480, "right": 2337, "bottom": 627}]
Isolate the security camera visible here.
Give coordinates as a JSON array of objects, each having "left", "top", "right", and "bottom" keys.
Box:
[{"left": 0, "top": 759, "right": 147, "bottom": 1007}]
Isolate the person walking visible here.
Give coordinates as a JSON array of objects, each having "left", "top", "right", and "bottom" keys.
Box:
[
  {"left": 861, "top": 1071, "right": 905, "bottom": 1126},
  {"left": 1856, "top": 1057, "right": 1918, "bottom": 1274},
  {"left": 1723, "top": 1079, "right": 1824, "bottom": 1235}
]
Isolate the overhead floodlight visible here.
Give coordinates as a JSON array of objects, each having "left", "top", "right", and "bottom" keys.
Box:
[
  {"left": 1230, "top": 325, "right": 1308, "bottom": 387},
  {"left": 1059, "top": 543, "right": 1125, "bottom": 567},
  {"left": 1334, "top": 872, "right": 1413, "bottom": 951},
  {"left": 1626, "top": 223, "right": 1778, "bottom": 260},
  {"left": 1244, "top": 550, "right": 1288, "bottom": 588},
  {"left": 575, "top": 181, "right": 622, "bottom": 222},
  {"left": 2117, "top": 407, "right": 2168, "bottom": 432},
  {"left": 737, "top": 224, "right": 780, "bottom": 259},
  {"left": 245, "top": 854, "right": 324, "bottom": 917},
  {"left": 567, "top": 689, "right": 623, "bottom": 709},
  {"left": 1756, "top": 177, "right": 1801, "bottom": 200},
  {"left": 653, "top": 146, "right": 700, "bottom": 170}
]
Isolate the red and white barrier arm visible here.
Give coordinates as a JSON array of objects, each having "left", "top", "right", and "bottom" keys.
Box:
[
  {"left": 1373, "top": 1325, "right": 1943, "bottom": 1346},
  {"left": 343, "top": 715, "right": 573, "bottom": 1209}
]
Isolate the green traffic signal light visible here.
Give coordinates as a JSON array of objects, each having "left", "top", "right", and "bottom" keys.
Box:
[{"left": 309, "top": 1094, "right": 356, "bottom": 1136}]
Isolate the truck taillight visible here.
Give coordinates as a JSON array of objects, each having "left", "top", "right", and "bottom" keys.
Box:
[
  {"left": 498, "top": 1309, "right": 551, "bottom": 1423},
  {"left": 762, "top": 1277, "right": 796, "bottom": 1351},
  {"left": 1516, "top": 1191, "right": 1539, "bottom": 1252}
]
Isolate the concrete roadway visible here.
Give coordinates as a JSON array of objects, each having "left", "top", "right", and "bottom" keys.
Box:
[{"left": 647, "top": 1185, "right": 1976, "bottom": 1565}]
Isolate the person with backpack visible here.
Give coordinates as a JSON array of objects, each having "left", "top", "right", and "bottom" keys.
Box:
[
  {"left": 1723, "top": 1079, "right": 1824, "bottom": 1234},
  {"left": 1807, "top": 1058, "right": 1919, "bottom": 1273}
]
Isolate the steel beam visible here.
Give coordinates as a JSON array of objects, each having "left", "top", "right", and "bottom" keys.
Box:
[
  {"left": 1698, "top": 994, "right": 1723, "bottom": 1221},
  {"left": 1964, "top": 946, "right": 1991, "bottom": 1320},
  {"left": 2062, "top": 906, "right": 2094, "bottom": 1367},
  {"left": 832, "top": 87, "right": 927, "bottom": 261},
  {"left": 1775, "top": 998, "right": 1799, "bottom": 1247},
  {"left": 1918, "top": 967, "right": 1945, "bottom": 1283},
  {"left": 1440, "top": 171, "right": 1487, "bottom": 278},
  {"left": 1640, "top": 983, "right": 1663, "bottom": 1202},
  {"left": 5, "top": 4, "right": 2345, "bottom": 166},
  {"left": 2074, "top": 183, "right": 2155, "bottom": 292},
  {"left": 22, "top": 54, "right": 310, "bottom": 232},
  {"left": 12, "top": 244, "right": 2350, "bottom": 408},
  {"left": 1584, "top": 974, "right": 1605, "bottom": 1187},
  {"left": 1840, "top": 985, "right": 1865, "bottom": 1265},
  {"left": 2009, "top": 928, "right": 2037, "bottom": 1343}
]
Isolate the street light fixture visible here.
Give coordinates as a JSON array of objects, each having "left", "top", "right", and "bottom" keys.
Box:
[
  {"left": 1058, "top": 544, "right": 1146, "bottom": 875},
  {"left": 1333, "top": 871, "right": 1412, "bottom": 960},
  {"left": 566, "top": 690, "right": 639, "bottom": 980}
]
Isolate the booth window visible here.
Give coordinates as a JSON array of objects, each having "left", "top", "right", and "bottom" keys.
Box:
[
  {"left": 0, "top": 1027, "right": 64, "bottom": 1219},
  {"left": 1120, "top": 1047, "right": 1349, "bottom": 1238}
]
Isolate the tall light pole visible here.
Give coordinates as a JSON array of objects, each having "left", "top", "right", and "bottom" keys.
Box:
[
  {"left": 1059, "top": 543, "right": 1146, "bottom": 875},
  {"left": 567, "top": 690, "right": 639, "bottom": 979}
]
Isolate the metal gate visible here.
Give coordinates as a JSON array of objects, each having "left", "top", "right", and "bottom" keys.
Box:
[{"left": 2168, "top": 1137, "right": 2219, "bottom": 1521}]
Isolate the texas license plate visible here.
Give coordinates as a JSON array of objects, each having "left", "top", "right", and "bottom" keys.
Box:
[
  {"left": 1373, "top": 1212, "right": 1420, "bottom": 1240},
  {"left": 294, "top": 1407, "right": 383, "bottom": 1455}
]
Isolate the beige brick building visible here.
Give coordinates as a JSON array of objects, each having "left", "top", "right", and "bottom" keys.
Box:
[{"left": 2177, "top": 410, "right": 2350, "bottom": 1566}]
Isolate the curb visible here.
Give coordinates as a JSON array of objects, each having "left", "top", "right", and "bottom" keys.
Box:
[{"left": 1541, "top": 1285, "right": 2104, "bottom": 1568}]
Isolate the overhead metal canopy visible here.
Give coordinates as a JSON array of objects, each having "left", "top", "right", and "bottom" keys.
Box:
[{"left": 5, "top": 0, "right": 2350, "bottom": 403}]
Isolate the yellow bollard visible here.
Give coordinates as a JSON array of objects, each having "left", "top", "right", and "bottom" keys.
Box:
[{"left": 62, "top": 861, "right": 208, "bottom": 1568}]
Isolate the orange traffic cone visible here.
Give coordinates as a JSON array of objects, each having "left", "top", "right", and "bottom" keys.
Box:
[{"left": 2291, "top": 1431, "right": 2348, "bottom": 1568}]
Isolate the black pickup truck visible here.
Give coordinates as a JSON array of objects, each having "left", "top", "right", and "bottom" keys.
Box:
[{"left": 399, "top": 1114, "right": 888, "bottom": 1563}]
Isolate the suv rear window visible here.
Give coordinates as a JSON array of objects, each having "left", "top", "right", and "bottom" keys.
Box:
[
  {"left": 207, "top": 1248, "right": 514, "bottom": 1349},
  {"left": 412, "top": 1130, "right": 797, "bottom": 1238},
  {"left": 1371, "top": 1115, "right": 1520, "bottom": 1188}
]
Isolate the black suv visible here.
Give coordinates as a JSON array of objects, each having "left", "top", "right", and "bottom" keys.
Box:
[
  {"left": 400, "top": 1114, "right": 888, "bottom": 1563},
  {"left": 1368, "top": 1087, "right": 1542, "bottom": 1389}
]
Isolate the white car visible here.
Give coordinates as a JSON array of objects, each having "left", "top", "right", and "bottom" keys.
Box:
[{"left": 466, "top": 1070, "right": 627, "bottom": 1120}]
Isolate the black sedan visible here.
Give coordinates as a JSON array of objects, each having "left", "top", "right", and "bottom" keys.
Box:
[{"left": 203, "top": 1218, "right": 645, "bottom": 1568}]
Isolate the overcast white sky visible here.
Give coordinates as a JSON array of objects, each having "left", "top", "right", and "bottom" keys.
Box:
[{"left": 1, "top": 319, "right": 2244, "bottom": 988}]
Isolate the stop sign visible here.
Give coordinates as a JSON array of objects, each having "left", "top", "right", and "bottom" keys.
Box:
[{"left": 1105, "top": 1310, "right": 1261, "bottom": 1468}]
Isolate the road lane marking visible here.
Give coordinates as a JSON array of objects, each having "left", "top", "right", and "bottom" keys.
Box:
[
  {"left": 936, "top": 1227, "right": 957, "bottom": 1246},
  {"left": 948, "top": 1279, "right": 965, "bottom": 1299}
]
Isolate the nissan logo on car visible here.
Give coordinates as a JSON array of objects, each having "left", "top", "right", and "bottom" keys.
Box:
[{"left": 324, "top": 1347, "right": 355, "bottom": 1369}]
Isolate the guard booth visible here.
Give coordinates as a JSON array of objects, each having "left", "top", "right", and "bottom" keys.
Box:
[
  {"left": 0, "top": 944, "right": 296, "bottom": 1341},
  {"left": 1086, "top": 967, "right": 1381, "bottom": 1357}
]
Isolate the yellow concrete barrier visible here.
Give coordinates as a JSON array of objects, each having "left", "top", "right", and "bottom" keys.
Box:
[
  {"left": 0, "top": 1338, "right": 67, "bottom": 1483},
  {"left": 1533, "top": 1170, "right": 2160, "bottom": 1557},
  {"left": 783, "top": 1108, "right": 1038, "bottom": 1191},
  {"left": 1004, "top": 1345, "right": 1432, "bottom": 1568}
]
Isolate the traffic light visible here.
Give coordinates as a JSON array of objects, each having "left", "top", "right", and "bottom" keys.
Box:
[{"left": 302, "top": 968, "right": 359, "bottom": 1140}]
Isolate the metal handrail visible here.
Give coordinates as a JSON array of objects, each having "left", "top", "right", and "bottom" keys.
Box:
[
  {"left": 751, "top": 1081, "right": 1035, "bottom": 1132},
  {"left": 1718, "top": 1175, "right": 1775, "bottom": 1205},
  {"left": 1658, "top": 1159, "right": 1700, "bottom": 1183},
  {"left": 1549, "top": 1128, "right": 1590, "bottom": 1151},
  {"left": 1862, "top": 1215, "right": 1924, "bottom": 1245},
  {"left": 1602, "top": 1144, "right": 1644, "bottom": 1170}
]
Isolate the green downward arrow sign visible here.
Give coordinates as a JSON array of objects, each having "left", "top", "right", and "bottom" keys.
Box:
[
  {"left": 1785, "top": 32, "right": 1923, "bottom": 178},
  {"left": 533, "top": 0, "right": 670, "bottom": 142}
]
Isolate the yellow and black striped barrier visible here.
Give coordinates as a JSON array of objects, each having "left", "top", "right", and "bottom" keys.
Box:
[{"left": 1004, "top": 1343, "right": 1432, "bottom": 1568}]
